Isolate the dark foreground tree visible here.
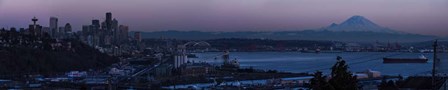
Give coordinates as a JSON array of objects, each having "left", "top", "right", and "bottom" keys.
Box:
[
  {"left": 329, "top": 56, "right": 358, "bottom": 90},
  {"left": 310, "top": 71, "right": 334, "bottom": 90},
  {"left": 310, "top": 56, "right": 358, "bottom": 90},
  {"left": 378, "top": 79, "right": 398, "bottom": 90}
]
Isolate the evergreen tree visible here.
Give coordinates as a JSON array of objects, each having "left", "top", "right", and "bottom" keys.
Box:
[
  {"left": 310, "top": 71, "right": 334, "bottom": 90},
  {"left": 378, "top": 76, "right": 399, "bottom": 90},
  {"left": 329, "top": 56, "right": 358, "bottom": 90},
  {"left": 311, "top": 56, "right": 358, "bottom": 90}
]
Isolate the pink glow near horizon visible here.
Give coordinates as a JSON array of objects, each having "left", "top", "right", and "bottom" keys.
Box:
[{"left": 0, "top": 0, "right": 447, "bottom": 36}]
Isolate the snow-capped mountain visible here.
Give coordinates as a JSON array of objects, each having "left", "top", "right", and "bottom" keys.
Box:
[{"left": 325, "top": 15, "right": 397, "bottom": 33}]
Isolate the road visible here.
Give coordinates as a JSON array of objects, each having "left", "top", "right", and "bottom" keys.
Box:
[{"left": 131, "top": 58, "right": 168, "bottom": 77}]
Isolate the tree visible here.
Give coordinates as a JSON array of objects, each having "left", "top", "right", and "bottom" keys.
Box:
[
  {"left": 378, "top": 76, "right": 399, "bottom": 90},
  {"left": 329, "top": 56, "right": 358, "bottom": 90},
  {"left": 378, "top": 80, "right": 398, "bottom": 90},
  {"left": 311, "top": 56, "right": 358, "bottom": 90},
  {"left": 310, "top": 71, "right": 334, "bottom": 90}
]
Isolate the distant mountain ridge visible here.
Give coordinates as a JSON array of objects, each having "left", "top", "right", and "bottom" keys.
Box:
[
  {"left": 134, "top": 15, "right": 437, "bottom": 42},
  {"left": 134, "top": 30, "right": 436, "bottom": 42}
]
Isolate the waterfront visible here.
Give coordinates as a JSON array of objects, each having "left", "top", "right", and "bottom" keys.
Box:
[{"left": 193, "top": 52, "right": 434, "bottom": 76}]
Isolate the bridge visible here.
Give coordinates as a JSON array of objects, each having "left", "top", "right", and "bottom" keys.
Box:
[{"left": 183, "top": 41, "right": 211, "bottom": 47}]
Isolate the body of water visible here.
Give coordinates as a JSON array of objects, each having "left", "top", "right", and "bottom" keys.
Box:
[{"left": 190, "top": 52, "right": 436, "bottom": 76}]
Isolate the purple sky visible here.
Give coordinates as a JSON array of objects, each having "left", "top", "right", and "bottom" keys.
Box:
[{"left": 1, "top": 0, "right": 448, "bottom": 36}]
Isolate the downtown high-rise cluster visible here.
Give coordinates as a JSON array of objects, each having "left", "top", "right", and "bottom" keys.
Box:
[
  {"left": 48, "top": 17, "right": 73, "bottom": 39},
  {"left": 80, "top": 12, "right": 129, "bottom": 47},
  {"left": 1, "top": 12, "right": 140, "bottom": 56}
]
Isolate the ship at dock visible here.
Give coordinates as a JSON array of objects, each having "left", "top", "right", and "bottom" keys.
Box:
[
  {"left": 383, "top": 55, "right": 428, "bottom": 63},
  {"left": 221, "top": 51, "right": 240, "bottom": 69}
]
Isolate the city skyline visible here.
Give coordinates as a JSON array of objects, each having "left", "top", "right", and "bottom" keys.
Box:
[{"left": 1, "top": 0, "right": 448, "bottom": 36}]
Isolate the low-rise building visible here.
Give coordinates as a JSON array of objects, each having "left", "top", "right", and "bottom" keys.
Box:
[{"left": 180, "top": 62, "right": 215, "bottom": 76}]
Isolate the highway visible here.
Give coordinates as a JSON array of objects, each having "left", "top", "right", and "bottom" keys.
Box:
[{"left": 131, "top": 58, "right": 168, "bottom": 77}]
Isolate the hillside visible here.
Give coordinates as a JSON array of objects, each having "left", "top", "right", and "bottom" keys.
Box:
[{"left": 0, "top": 30, "right": 118, "bottom": 76}]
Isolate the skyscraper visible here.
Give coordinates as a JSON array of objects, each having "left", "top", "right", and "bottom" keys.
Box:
[
  {"left": 106, "top": 12, "right": 112, "bottom": 32},
  {"left": 119, "top": 25, "right": 129, "bottom": 43},
  {"left": 92, "top": 19, "right": 100, "bottom": 32},
  {"left": 112, "top": 19, "right": 118, "bottom": 29},
  {"left": 82, "top": 25, "right": 90, "bottom": 37},
  {"left": 50, "top": 17, "right": 58, "bottom": 37},
  {"left": 63, "top": 23, "right": 72, "bottom": 38},
  {"left": 64, "top": 23, "right": 72, "bottom": 33},
  {"left": 134, "top": 31, "right": 142, "bottom": 50},
  {"left": 112, "top": 18, "right": 119, "bottom": 45},
  {"left": 92, "top": 19, "right": 100, "bottom": 26},
  {"left": 59, "top": 27, "right": 65, "bottom": 37},
  {"left": 134, "top": 32, "right": 141, "bottom": 42},
  {"left": 100, "top": 21, "right": 107, "bottom": 46}
]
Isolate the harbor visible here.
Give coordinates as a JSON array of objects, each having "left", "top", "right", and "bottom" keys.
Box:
[{"left": 193, "top": 52, "right": 435, "bottom": 76}]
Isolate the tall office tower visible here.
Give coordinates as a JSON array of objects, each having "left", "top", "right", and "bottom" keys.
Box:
[
  {"left": 134, "top": 31, "right": 143, "bottom": 51},
  {"left": 101, "top": 21, "right": 106, "bottom": 30},
  {"left": 91, "top": 19, "right": 100, "bottom": 33},
  {"left": 134, "top": 32, "right": 141, "bottom": 42},
  {"left": 100, "top": 21, "right": 107, "bottom": 46},
  {"left": 64, "top": 23, "right": 72, "bottom": 33},
  {"left": 112, "top": 18, "right": 119, "bottom": 44},
  {"left": 50, "top": 17, "right": 58, "bottom": 37},
  {"left": 92, "top": 19, "right": 100, "bottom": 26},
  {"left": 112, "top": 19, "right": 118, "bottom": 29},
  {"left": 82, "top": 25, "right": 90, "bottom": 40},
  {"left": 64, "top": 23, "right": 72, "bottom": 38},
  {"left": 119, "top": 25, "right": 129, "bottom": 43},
  {"left": 106, "top": 12, "right": 112, "bottom": 32},
  {"left": 59, "top": 27, "right": 65, "bottom": 38}
]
